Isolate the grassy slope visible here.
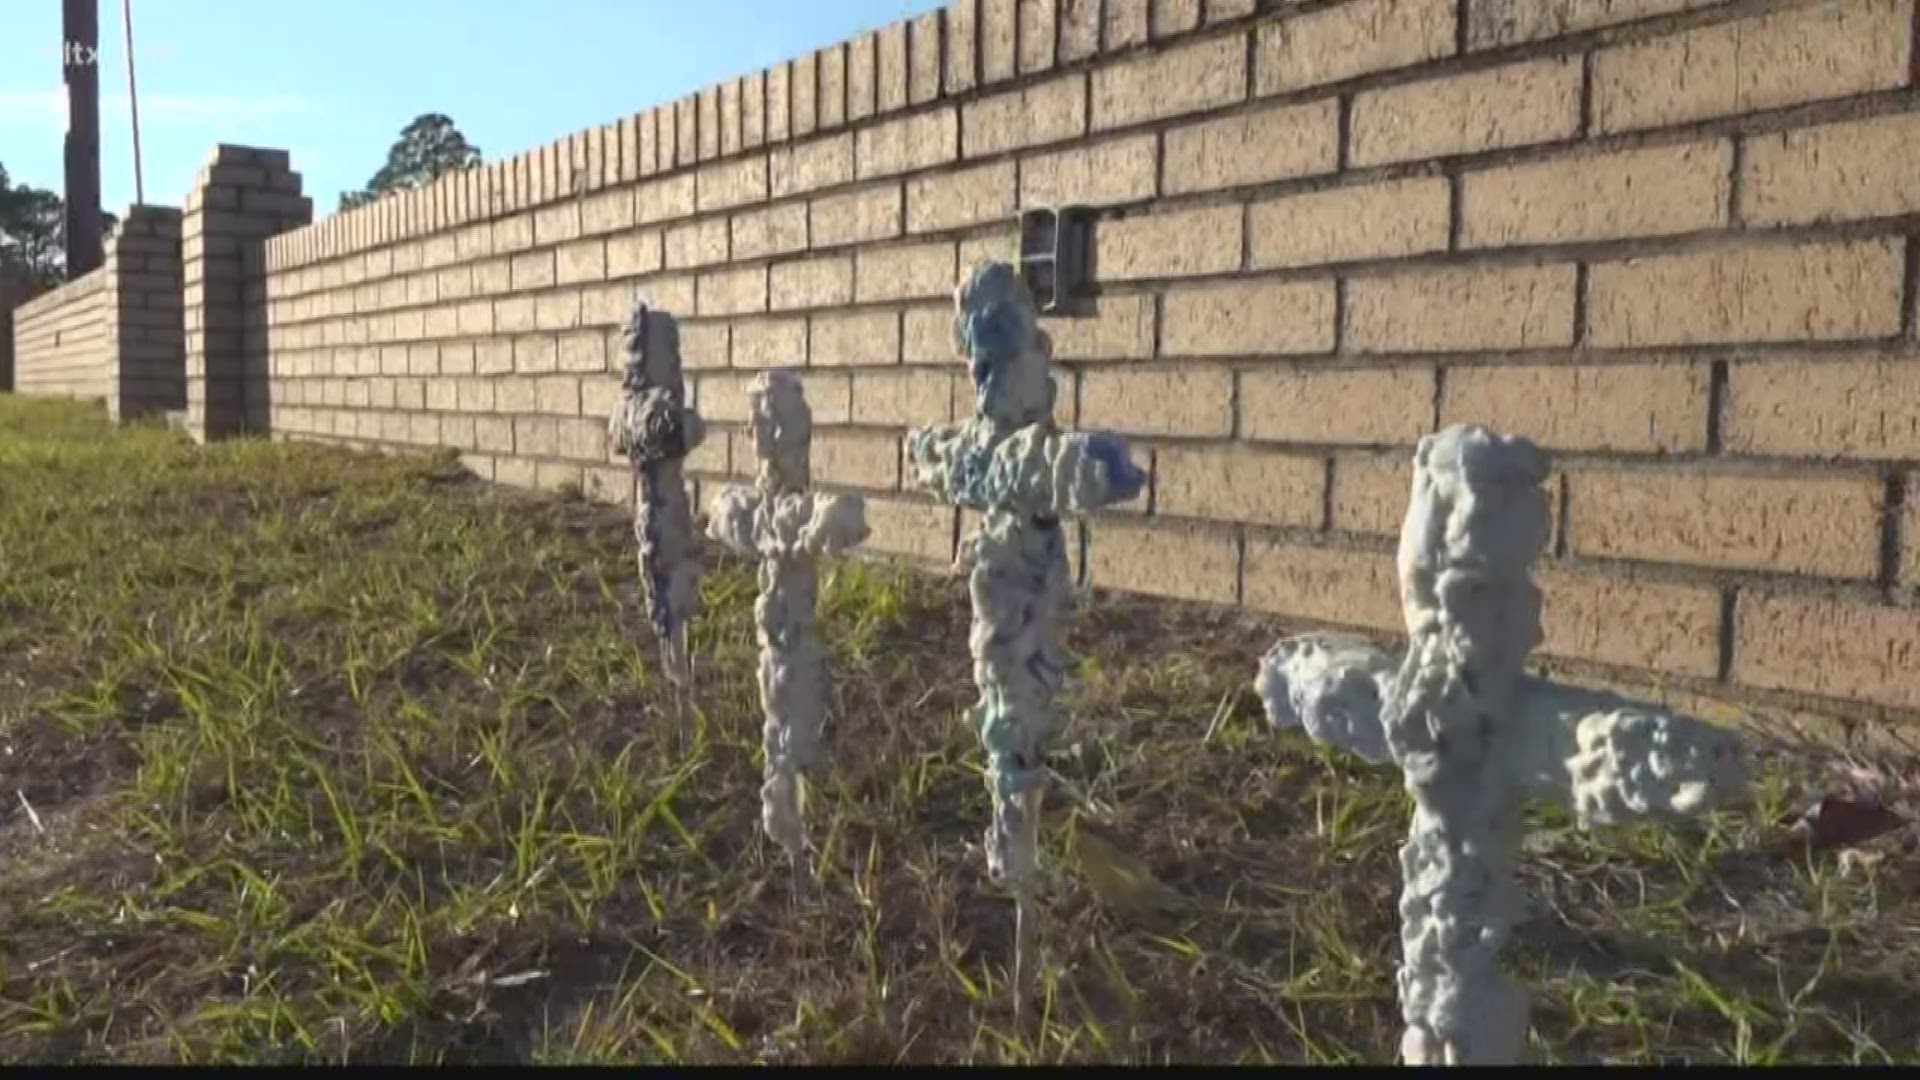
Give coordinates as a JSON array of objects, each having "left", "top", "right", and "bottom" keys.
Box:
[{"left": 0, "top": 395, "right": 1915, "bottom": 1064}]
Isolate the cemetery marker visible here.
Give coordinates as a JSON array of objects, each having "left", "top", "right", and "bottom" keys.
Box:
[
  {"left": 707, "top": 369, "right": 869, "bottom": 891},
  {"left": 1256, "top": 424, "right": 1747, "bottom": 1065},
  {"left": 908, "top": 261, "right": 1147, "bottom": 1019}
]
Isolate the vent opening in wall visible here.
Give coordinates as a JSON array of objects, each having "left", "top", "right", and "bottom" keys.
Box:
[{"left": 1017, "top": 206, "right": 1092, "bottom": 315}]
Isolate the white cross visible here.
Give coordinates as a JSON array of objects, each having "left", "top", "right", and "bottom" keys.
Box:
[
  {"left": 607, "top": 302, "right": 705, "bottom": 687},
  {"left": 908, "top": 261, "right": 1147, "bottom": 1018},
  {"left": 1256, "top": 424, "right": 1747, "bottom": 1066},
  {"left": 706, "top": 369, "right": 868, "bottom": 889}
]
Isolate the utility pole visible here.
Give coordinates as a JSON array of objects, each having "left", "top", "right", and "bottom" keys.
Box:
[
  {"left": 123, "top": 0, "right": 144, "bottom": 205},
  {"left": 62, "top": 0, "right": 104, "bottom": 279}
]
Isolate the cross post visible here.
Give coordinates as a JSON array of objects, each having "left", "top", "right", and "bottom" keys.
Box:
[
  {"left": 706, "top": 369, "right": 868, "bottom": 891},
  {"left": 607, "top": 301, "right": 706, "bottom": 687},
  {"left": 907, "top": 261, "right": 1147, "bottom": 1018},
  {"left": 1255, "top": 424, "right": 1747, "bottom": 1066}
]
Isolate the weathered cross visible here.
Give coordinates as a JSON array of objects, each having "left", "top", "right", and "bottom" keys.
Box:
[
  {"left": 706, "top": 369, "right": 869, "bottom": 889},
  {"left": 907, "top": 261, "right": 1147, "bottom": 1017},
  {"left": 606, "top": 301, "right": 706, "bottom": 687},
  {"left": 1256, "top": 424, "right": 1747, "bottom": 1066}
]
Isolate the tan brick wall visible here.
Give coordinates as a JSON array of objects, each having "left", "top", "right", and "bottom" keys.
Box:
[
  {"left": 10, "top": 204, "right": 187, "bottom": 418},
  {"left": 252, "top": 0, "right": 1920, "bottom": 744},
  {"left": 12, "top": 270, "right": 110, "bottom": 402}
]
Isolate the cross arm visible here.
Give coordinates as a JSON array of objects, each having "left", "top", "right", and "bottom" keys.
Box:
[
  {"left": 1257, "top": 640, "right": 1747, "bottom": 828},
  {"left": 907, "top": 419, "right": 1146, "bottom": 517},
  {"left": 609, "top": 387, "right": 706, "bottom": 461},
  {"left": 1256, "top": 635, "right": 1398, "bottom": 765},
  {"left": 800, "top": 491, "right": 868, "bottom": 556},
  {"left": 1514, "top": 678, "right": 1747, "bottom": 828},
  {"left": 706, "top": 483, "right": 763, "bottom": 557}
]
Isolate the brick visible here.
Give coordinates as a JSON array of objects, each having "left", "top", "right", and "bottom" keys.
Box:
[
  {"left": 1331, "top": 453, "right": 1409, "bottom": 536},
  {"left": 1594, "top": 0, "right": 1911, "bottom": 135},
  {"left": 732, "top": 317, "right": 808, "bottom": 368},
  {"left": 962, "top": 74, "right": 1086, "bottom": 157},
  {"left": 1568, "top": 469, "right": 1883, "bottom": 578},
  {"left": 743, "top": 71, "right": 766, "bottom": 148},
  {"left": 1733, "top": 594, "right": 1920, "bottom": 711},
  {"left": 857, "top": 109, "right": 959, "bottom": 178},
  {"left": 811, "top": 184, "right": 904, "bottom": 247},
  {"left": 510, "top": 250, "right": 555, "bottom": 290},
  {"left": 731, "top": 203, "right": 808, "bottom": 261},
  {"left": 1162, "top": 279, "right": 1335, "bottom": 357},
  {"left": 863, "top": 497, "right": 957, "bottom": 564},
  {"left": 634, "top": 273, "right": 696, "bottom": 316},
  {"left": 699, "top": 87, "right": 722, "bottom": 160},
  {"left": 1466, "top": 0, "right": 1707, "bottom": 48},
  {"left": 793, "top": 53, "right": 820, "bottom": 136},
  {"left": 556, "top": 240, "right": 607, "bottom": 285},
  {"left": 851, "top": 368, "right": 956, "bottom": 425},
  {"left": 666, "top": 218, "right": 730, "bottom": 269},
  {"left": 1727, "top": 356, "right": 1920, "bottom": 459},
  {"left": 1743, "top": 111, "right": 1920, "bottom": 228},
  {"left": 1092, "top": 35, "right": 1245, "bottom": 131},
  {"left": 1060, "top": 0, "right": 1100, "bottom": 57},
  {"left": 768, "top": 63, "right": 792, "bottom": 143},
  {"left": 1256, "top": 0, "right": 1453, "bottom": 96},
  {"left": 557, "top": 332, "right": 605, "bottom": 374},
  {"left": 813, "top": 429, "right": 901, "bottom": 489},
  {"left": 679, "top": 322, "right": 730, "bottom": 369},
  {"left": 535, "top": 202, "right": 581, "bottom": 246},
  {"left": 1243, "top": 542, "right": 1400, "bottom": 631},
  {"left": 1163, "top": 100, "right": 1339, "bottom": 196},
  {"left": 1441, "top": 361, "right": 1709, "bottom": 453},
  {"left": 1587, "top": 239, "right": 1904, "bottom": 348},
  {"left": 580, "top": 188, "right": 636, "bottom": 237},
  {"left": 1104, "top": 0, "right": 1149, "bottom": 49},
  {"left": 1081, "top": 367, "right": 1231, "bottom": 436},
  {"left": 1249, "top": 177, "right": 1450, "bottom": 271},
  {"left": 908, "top": 162, "right": 1016, "bottom": 233},
  {"left": 718, "top": 82, "right": 743, "bottom": 157},
  {"left": 771, "top": 134, "right": 853, "bottom": 200},
  {"left": 1242, "top": 365, "right": 1433, "bottom": 445},
  {"left": 983, "top": 0, "right": 1018, "bottom": 82},
  {"left": 1462, "top": 141, "right": 1730, "bottom": 248},
  {"left": 1087, "top": 522, "right": 1236, "bottom": 604},
  {"left": 903, "top": 305, "right": 957, "bottom": 364},
  {"left": 813, "top": 310, "right": 901, "bottom": 366},
  {"left": 857, "top": 242, "right": 956, "bottom": 302},
  {"left": 1152, "top": 0, "right": 1202, "bottom": 37},
  {"left": 696, "top": 156, "right": 768, "bottom": 212},
  {"left": 697, "top": 266, "right": 767, "bottom": 316},
  {"left": 1020, "top": 0, "right": 1058, "bottom": 72},
  {"left": 910, "top": 11, "right": 942, "bottom": 104},
  {"left": 770, "top": 255, "right": 854, "bottom": 310},
  {"left": 1157, "top": 445, "right": 1322, "bottom": 528},
  {"left": 635, "top": 175, "right": 697, "bottom": 225},
  {"left": 1538, "top": 569, "right": 1723, "bottom": 678},
  {"left": 1347, "top": 263, "right": 1576, "bottom": 353},
  {"left": 1040, "top": 294, "right": 1156, "bottom": 360},
  {"left": 1094, "top": 205, "right": 1241, "bottom": 281},
  {"left": 1351, "top": 58, "right": 1581, "bottom": 168},
  {"left": 516, "top": 337, "right": 559, "bottom": 375},
  {"left": 693, "top": 372, "right": 754, "bottom": 422},
  {"left": 947, "top": 0, "right": 979, "bottom": 94},
  {"left": 606, "top": 231, "right": 663, "bottom": 278},
  {"left": 1020, "top": 134, "right": 1158, "bottom": 208}
]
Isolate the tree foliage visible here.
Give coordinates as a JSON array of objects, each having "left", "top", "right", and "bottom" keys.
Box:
[
  {"left": 338, "top": 113, "right": 482, "bottom": 211},
  {"left": 0, "top": 162, "right": 116, "bottom": 288}
]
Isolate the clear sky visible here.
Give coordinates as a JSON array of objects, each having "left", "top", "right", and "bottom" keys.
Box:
[{"left": 1, "top": 0, "right": 945, "bottom": 217}]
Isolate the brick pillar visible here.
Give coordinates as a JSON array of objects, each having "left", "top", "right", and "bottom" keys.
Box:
[
  {"left": 102, "top": 206, "right": 185, "bottom": 422},
  {"left": 181, "top": 145, "right": 310, "bottom": 442}
]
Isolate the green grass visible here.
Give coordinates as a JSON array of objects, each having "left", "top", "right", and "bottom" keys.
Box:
[{"left": 0, "top": 394, "right": 1916, "bottom": 1063}]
